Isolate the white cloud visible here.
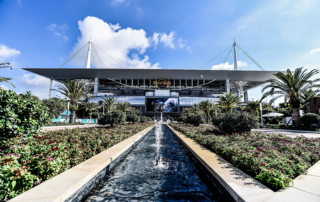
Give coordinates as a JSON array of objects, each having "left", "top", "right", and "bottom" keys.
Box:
[
  {"left": 151, "top": 32, "right": 160, "bottom": 48},
  {"left": 211, "top": 61, "right": 248, "bottom": 70},
  {"left": 0, "top": 44, "right": 21, "bottom": 62},
  {"left": 70, "top": 16, "right": 160, "bottom": 69},
  {"left": 112, "top": 0, "right": 129, "bottom": 4},
  {"left": 160, "top": 31, "right": 175, "bottom": 49},
  {"left": 110, "top": 23, "right": 121, "bottom": 31},
  {"left": 310, "top": 48, "right": 320, "bottom": 54},
  {"left": 151, "top": 32, "right": 179, "bottom": 50},
  {"left": 17, "top": 74, "right": 61, "bottom": 99},
  {"left": 178, "top": 38, "right": 186, "bottom": 48},
  {"left": 47, "top": 23, "right": 68, "bottom": 41},
  {"left": 0, "top": 85, "right": 9, "bottom": 90}
]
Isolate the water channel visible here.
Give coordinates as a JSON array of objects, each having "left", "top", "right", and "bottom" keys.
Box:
[{"left": 84, "top": 122, "right": 231, "bottom": 202}]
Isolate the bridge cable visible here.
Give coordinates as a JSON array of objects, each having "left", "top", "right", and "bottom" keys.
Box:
[
  {"left": 59, "top": 42, "right": 89, "bottom": 68},
  {"left": 236, "top": 44, "right": 265, "bottom": 71},
  {"left": 92, "top": 45, "right": 103, "bottom": 68},
  {"left": 218, "top": 46, "right": 233, "bottom": 70},
  {"left": 92, "top": 42, "right": 126, "bottom": 68},
  {"left": 198, "top": 45, "right": 233, "bottom": 70},
  {"left": 92, "top": 44, "right": 107, "bottom": 68}
]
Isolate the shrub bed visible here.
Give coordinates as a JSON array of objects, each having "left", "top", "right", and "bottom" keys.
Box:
[
  {"left": 263, "top": 124, "right": 319, "bottom": 131},
  {"left": 169, "top": 123, "right": 320, "bottom": 190},
  {"left": 212, "top": 112, "right": 259, "bottom": 134},
  {"left": 0, "top": 122, "right": 154, "bottom": 200},
  {"left": 44, "top": 122, "right": 85, "bottom": 127}
]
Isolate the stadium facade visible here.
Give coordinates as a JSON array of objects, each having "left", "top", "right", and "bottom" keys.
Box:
[
  {"left": 23, "top": 39, "right": 281, "bottom": 116},
  {"left": 23, "top": 68, "right": 280, "bottom": 116}
]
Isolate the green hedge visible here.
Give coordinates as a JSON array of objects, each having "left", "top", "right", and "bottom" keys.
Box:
[
  {"left": 300, "top": 113, "right": 320, "bottom": 127},
  {"left": 212, "top": 112, "right": 259, "bottom": 134},
  {"left": 0, "top": 90, "right": 52, "bottom": 139}
]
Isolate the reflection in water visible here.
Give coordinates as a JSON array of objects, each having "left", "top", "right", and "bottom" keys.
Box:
[{"left": 85, "top": 125, "right": 227, "bottom": 202}]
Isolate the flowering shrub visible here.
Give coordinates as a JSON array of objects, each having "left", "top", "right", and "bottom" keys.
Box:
[
  {"left": 98, "top": 110, "right": 126, "bottom": 127},
  {"left": 170, "top": 123, "right": 320, "bottom": 190},
  {"left": 0, "top": 122, "right": 153, "bottom": 200},
  {"left": 139, "top": 116, "right": 147, "bottom": 123},
  {"left": 126, "top": 114, "right": 140, "bottom": 124},
  {"left": 0, "top": 90, "right": 52, "bottom": 139},
  {"left": 212, "top": 112, "right": 259, "bottom": 134},
  {"left": 186, "top": 114, "right": 205, "bottom": 126}
]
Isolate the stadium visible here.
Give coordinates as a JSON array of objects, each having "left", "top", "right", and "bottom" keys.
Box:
[{"left": 23, "top": 40, "right": 281, "bottom": 117}]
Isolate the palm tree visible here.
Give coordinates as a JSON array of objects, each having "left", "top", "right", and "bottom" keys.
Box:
[
  {"left": 85, "top": 102, "right": 100, "bottom": 120},
  {"left": 246, "top": 101, "right": 260, "bottom": 116},
  {"left": 199, "top": 100, "right": 214, "bottom": 123},
  {"left": 216, "top": 92, "right": 241, "bottom": 112},
  {"left": 102, "top": 96, "right": 117, "bottom": 113},
  {"left": 0, "top": 63, "right": 14, "bottom": 88},
  {"left": 117, "top": 101, "right": 131, "bottom": 113},
  {"left": 261, "top": 67, "right": 319, "bottom": 127},
  {"left": 129, "top": 107, "right": 140, "bottom": 115},
  {"left": 53, "top": 80, "right": 92, "bottom": 123},
  {"left": 182, "top": 108, "right": 191, "bottom": 116},
  {"left": 190, "top": 105, "right": 201, "bottom": 115}
]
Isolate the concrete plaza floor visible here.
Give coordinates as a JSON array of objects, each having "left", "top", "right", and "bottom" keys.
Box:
[{"left": 252, "top": 128, "right": 320, "bottom": 139}]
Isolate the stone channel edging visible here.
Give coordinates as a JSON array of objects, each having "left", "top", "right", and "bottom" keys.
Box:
[
  {"left": 9, "top": 125, "right": 155, "bottom": 202},
  {"left": 167, "top": 125, "right": 320, "bottom": 202}
]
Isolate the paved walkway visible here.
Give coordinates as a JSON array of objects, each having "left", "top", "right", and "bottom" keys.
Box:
[
  {"left": 252, "top": 128, "right": 320, "bottom": 139},
  {"left": 41, "top": 124, "right": 100, "bottom": 132}
]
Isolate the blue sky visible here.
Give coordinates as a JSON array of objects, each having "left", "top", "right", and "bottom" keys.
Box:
[{"left": 0, "top": 0, "right": 319, "bottom": 102}]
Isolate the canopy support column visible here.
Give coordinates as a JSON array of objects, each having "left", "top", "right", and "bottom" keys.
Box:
[
  {"left": 49, "top": 77, "right": 53, "bottom": 99},
  {"left": 94, "top": 78, "right": 99, "bottom": 95},
  {"left": 225, "top": 79, "right": 230, "bottom": 93}
]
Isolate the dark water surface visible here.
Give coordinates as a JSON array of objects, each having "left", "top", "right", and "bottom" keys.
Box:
[{"left": 84, "top": 125, "right": 229, "bottom": 202}]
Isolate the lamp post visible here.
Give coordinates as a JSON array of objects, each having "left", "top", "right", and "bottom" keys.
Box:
[{"left": 260, "top": 102, "right": 263, "bottom": 125}]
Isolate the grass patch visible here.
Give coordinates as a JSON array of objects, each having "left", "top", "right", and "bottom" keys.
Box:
[
  {"left": 170, "top": 123, "right": 320, "bottom": 191},
  {"left": 0, "top": 122, "right": 154, "bottom": 200}
]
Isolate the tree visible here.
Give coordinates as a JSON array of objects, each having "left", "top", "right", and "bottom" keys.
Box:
[
  {"left": 126, "top": 114, "right": 140, "bottom": 124},
  {"left": 129, "top": 107, "right": 140, "bottom": 115},
  {"left": 53, "top": 80, "right": 92, "bottom": 124},
  {"left": 42, "top": 97, "right": 67, "bottom": 118},
  {"left": 0, "top": 63, "right": 14, "bottom": 88},
  {"left": 246, "top": 101, "right": 260, "bottom": 116},
  {"left": 117, "top": 101, "right": 131, "bottom": 113},
  {"left": 0, "top": 90, "right": 51, "bottom": 138},
  {"left": 98, "top": 110, "right": 126, "bottom": 127},
  {"left": 261, "top": 68, "right": 319, "bottom": 127},
  {"left": 101, "top": 96, "right": 117, "bottom": 113},
  {"left": 85, "top": 102, "right": 100, "bottom": 120},
  {"left": 216, "top": 92, "right": 241, "bottom": 112},
  {"left": 190, "top": 105, "right": 202, "bottom": 115},
  {"left": 182, "top": 108, "right": 191, "bottom": 116},
  {"left": 199, "top": 100, "right": 214, "bottom": 123}
]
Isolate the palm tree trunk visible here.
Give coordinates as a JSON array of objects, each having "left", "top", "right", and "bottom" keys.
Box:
[
  {"left": 251, "top": 110, "right": 257, "bottom": 116},
  {"left": 71, "top": 111, "right": 75, "bottom": 124},
  {"left": 292, "top": 108, "right": 300, "bottom": 127}
]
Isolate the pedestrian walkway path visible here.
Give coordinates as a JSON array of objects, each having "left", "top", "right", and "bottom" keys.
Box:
[
  {"left": 252, "top": 128, "right": 320, "bottom": 139},
  {"left": 41, "top": 124, "right": 99, "bottom": 132}
]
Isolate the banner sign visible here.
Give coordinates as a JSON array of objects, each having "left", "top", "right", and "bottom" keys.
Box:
[{"left": 153, "top": 79, "right": 171, "bottom": 89}]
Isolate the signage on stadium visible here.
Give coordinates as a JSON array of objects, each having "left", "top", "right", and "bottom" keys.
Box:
[{"left": 153, "top": 79, "right": 171, "bottom": 89}]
